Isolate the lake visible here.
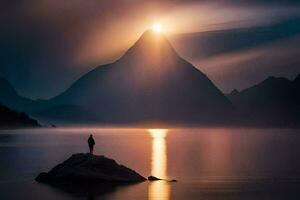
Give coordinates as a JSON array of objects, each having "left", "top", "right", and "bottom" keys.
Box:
[{"left": 0, "top": 127, "right": 300, "bottom": 200}]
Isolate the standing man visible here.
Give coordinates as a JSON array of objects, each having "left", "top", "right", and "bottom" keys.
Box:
[{"left": 88, "top": 134, "right": 95, "bottom": 154}]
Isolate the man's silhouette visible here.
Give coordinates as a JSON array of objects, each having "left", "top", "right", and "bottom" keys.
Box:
[{"left": 88, "top": 134, "right": 95, "bottom": 154}]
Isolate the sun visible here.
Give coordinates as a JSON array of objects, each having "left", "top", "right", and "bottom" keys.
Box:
[{"left": 152, "top": 23, "right": 163, "bottom": 33}]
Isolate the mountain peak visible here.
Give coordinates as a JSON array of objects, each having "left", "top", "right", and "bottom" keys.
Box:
[
  {"left": 140, "top": 29, "right": 160, "bottom": 37},
  {"left": 138, "top": 29, "right": 166, "bottom": 40},
  {"left": 121, "top": 29, "right": 178, "bottom": 62}
]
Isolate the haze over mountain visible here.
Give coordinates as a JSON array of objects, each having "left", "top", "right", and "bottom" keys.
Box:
[{"left": 44, "top": 30, "right": 234, "bottom": 124}]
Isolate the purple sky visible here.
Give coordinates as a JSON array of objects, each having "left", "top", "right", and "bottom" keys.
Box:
[{"left": 1, "top": 0, "right": 300, "bottom": 98}]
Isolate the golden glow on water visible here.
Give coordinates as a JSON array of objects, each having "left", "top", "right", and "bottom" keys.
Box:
[
  {"left": 149, "top": 129, "right": 167, "bottom": 178},
  {"left": 148, "top": 129, "right": 170, "bottom": 200}
]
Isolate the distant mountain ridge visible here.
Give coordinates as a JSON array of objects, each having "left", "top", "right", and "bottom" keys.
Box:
[
  {"left": 0, "top": 77, "right": 50, "bottom": 114},
  {"left": 1, "top": 73, "right": 299, "bottom": 127},
  {"left": 228, "top": 74, "right": 300, "bottom": 127},
  {"left": 0, "top": 77, "right": 28, "bottom": 106},
  {"left": 0, "top": 31, "right": 299, "bottom": 127}
]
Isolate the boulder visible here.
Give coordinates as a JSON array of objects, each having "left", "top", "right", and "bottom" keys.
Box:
[{"left": 148, "top": 176, "right": 177, "bottom": 182}]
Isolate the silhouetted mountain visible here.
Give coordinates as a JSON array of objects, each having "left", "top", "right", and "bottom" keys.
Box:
[
  {"left": 0, "top": 77, "right": 36, "bottom": 111},
  {"left": 0, "top": 103, "right": 40, "bottom": 128},
  {"left": 43, "top": 30, "right": 234, "bottom": 124},
  {"left": 228, "top": 75, "right": 300, "bottom": 127},
  {"left": 0, "top": 77, "right": 50, "bottom": 114}
]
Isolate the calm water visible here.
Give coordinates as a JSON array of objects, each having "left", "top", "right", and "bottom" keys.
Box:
[{"left": 0, "top": 127, "right": 300, "bottom": 200}]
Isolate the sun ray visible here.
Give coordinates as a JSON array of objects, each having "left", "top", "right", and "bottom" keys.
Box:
[{"left": 152, "top": 23, "right": 163, "bottom": 33}]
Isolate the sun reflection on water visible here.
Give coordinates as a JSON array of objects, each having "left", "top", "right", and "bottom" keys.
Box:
[{"left": 148, "top": 129, "right": 170, "bottom": 200}]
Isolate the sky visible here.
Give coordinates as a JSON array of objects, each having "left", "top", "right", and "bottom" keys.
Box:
[{"left": 1, "top": 0, "right": 300, "bottom": 99}]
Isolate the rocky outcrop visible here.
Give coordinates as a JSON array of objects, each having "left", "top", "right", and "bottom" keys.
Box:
[
  {"left": 0, "top": 104, "right": 40, "bottom": 128},
  {"left": 148, "top": 176, "right": 162, "bottom": 181},
  {"left": 36, "top": 153, "right": 146, "bottom": 185}
]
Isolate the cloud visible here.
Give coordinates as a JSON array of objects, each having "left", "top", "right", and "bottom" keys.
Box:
[
  {"left": 186, "top": 36, "right": 300, "bottom": 93},
  {"left": 169, "top": 17, "right": 300, "bottom": 92},
  {"left": 171, "top": 17, "right": 300, "bottom": 60},
  {"left": 172, "top": 0, "right": 300, "bottom": 6}
]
